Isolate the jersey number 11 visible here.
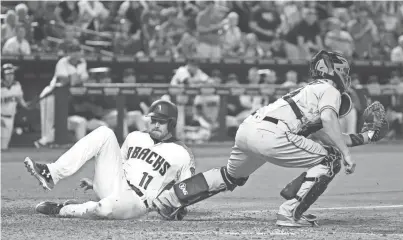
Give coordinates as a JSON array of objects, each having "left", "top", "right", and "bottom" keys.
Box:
[{"left": 139, "top": 172, "right": 153, "bottom": 190}]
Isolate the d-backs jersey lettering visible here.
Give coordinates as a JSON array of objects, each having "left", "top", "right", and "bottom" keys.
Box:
[
  {"left": 258, "top": 79, "right": 342, "bottom": 135},
  {"left": 121, "top": 131, "right": 195, "bottom": 201}
]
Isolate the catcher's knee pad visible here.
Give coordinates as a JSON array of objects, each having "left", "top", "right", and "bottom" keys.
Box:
[
  {"left": 290, "top": 160, "right": 341, "bottom": 220},
  {"left": 321, "top": 146, "right": 342, "bottom": 177},
  {"left": 174, "top": 167, "right": 248, "bottom": 206}
]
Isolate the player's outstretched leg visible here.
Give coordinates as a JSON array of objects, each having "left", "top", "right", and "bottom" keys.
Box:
[
  {"left": 276, "top": 146, "right": 342, "bottom": 227},
  {"left": 24, "top": 126, "right": 122, "bottom": 193}
]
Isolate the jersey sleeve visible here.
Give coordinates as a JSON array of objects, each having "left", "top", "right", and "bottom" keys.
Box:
[{"left": 317, "top": 86, "right": 341, "bottom": 116}]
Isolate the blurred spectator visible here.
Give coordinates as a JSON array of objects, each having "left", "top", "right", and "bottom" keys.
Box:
[
  {"left": 113, "top": 19, "right": 143, "bottom": 56},
  {"left": 210, "top": 69, "right": 223, "bottom": 84},
  {"left": 175, "top": 31, "right": 198, "bottom": 58},
  {"left": 177, "top": 1, "right": 199, "bottom": 31},
  {"left": 266, "top": 35, "right": 287, "bottom": 59},
  {"left": 221, "top": 12, "right": 243, "bottom": 57},
  {"left": 76, "top": 0, "right": 109, "bottom": 32},
  {"left": 259, "top": 69, "right": 277, "bottom": 85},
  {"left": 249, "top": 1, "right": 281, "bottom": 50},
  {"left": 2, "top": 24, "right": 31, "bottom": 55},
  {"left": 324, "top": 18, "right": 354, "bottom": 58},
  {"left": 149, "top": 25, "right": 175, "bottom": 57},
  {"left": 347, "top": 7, "right": 379, "bottom": 58},
  {"left": 285, "top": 8, "right": 323, "bottom": 60},
  {"left": 57, "top": 25, "right": 80, "bottom": 56},
  {"left": 227, "top": 1, "right": 253, "bottom": 33},
  {"left": 276, "top": 1, "right": 302, "bottom": 35},
  {"left": 242, "top": 33, "right": 264, "bottom": 58},
  {"left": 118, "top": 1, "right": 144, "bottom": 36},
  {"left": 282, "top": 70, "right": 298, "bottom": 87},
  {"left": 140, "top": 0, "right": 161, "bottom": 44},
  {"left": 54, "top": 1, "right": 79, "bottom": 27},
  {"left": 196, "top": 1, "right": 226, "bottom": 58},
  {"left": 1, "top": 10, "right": 17, "bottom": 45},
  {"left": 15, "top": 3, "right": 32, "bottom": 43},
  {"left": 171, "top": 59, "right": 210, "bottom": 85},
  {"left": 160, "top": 7, "right": 187, "bottom": 45},
  {"left": 391, "top": 35, "right": 403, "bottom": 62}
]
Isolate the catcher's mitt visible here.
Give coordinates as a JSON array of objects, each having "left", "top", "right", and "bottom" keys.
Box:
[{"left": 360, "top": 101, "right": 389, "bottom": 142}]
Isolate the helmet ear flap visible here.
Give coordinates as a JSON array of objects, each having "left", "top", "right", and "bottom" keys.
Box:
[{"left": 168, "top": 118, "right": 176, "bottom": 132}]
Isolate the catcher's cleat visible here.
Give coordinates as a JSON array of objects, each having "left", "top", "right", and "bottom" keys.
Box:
[
  {"left": 24, "top": 157, "right": 54, "bottom": 190},
  {"left": 36, "top": 200, "right": 78, "bottom": 216},
  {"left": 276, "top": 214, "right": 318, "bottom": 227}
]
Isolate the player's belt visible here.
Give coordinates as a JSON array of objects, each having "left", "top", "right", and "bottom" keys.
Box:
[
  {"left": 127, "top": 180, "right": 149, "bottom": 208},
  {"left": 1, "top": 114, "right": 12, "bottom": 118},
  {"left": 251, "top": 111, "right": 278, "bottom": 124}
]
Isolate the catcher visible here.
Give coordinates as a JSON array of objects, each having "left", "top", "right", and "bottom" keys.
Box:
[{"left": 151, "top": 50, "right": 389, "bottom": 226}]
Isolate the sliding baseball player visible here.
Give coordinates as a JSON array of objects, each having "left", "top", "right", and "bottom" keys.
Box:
[{"left": 24, "top": 99, "right": 194, "bottom": 220}]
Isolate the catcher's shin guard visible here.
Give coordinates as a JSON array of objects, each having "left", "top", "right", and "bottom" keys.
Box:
[
  {"left": 155, "top": 166, "right": 249, "bottom": 219},
  {"left": 281, "top": 146, "right": 342, "bottom": 220},
  {"left": 174, "top": 167, "right": 248, "bottom": 206}
]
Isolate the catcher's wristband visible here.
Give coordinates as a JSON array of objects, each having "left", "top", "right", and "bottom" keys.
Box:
[{"left": 349, "top": 133, "right": 365, "bottom": 147}]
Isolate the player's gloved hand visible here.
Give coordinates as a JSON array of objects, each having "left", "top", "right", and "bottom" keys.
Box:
[
  {"left": 1, "top": 119, "right": 6, "bottom": 128},
  {"left": 343, "top": 154, "right": 356, "bottom": 175},
  {"left": 173, "top": 207, "right": 188, "bottom": 221},
  {"left": 79, "top": 178, "right": 93, "bottom": 191},
  {"left": 361, "top": 101, "right": 389, "bottom": 142}
]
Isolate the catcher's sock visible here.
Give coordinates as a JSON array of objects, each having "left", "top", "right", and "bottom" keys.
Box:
[{"left": 59, "top": 201, "right": 98, "bottom": 219}]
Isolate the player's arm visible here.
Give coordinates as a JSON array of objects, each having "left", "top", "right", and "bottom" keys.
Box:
[
  {"left": 310, "top": 129, "right": 370, "bottom": 148},
  {"left": 321, "top": 109, "right": 355, "bottom": 173}
]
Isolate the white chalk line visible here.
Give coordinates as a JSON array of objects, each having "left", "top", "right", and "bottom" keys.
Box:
[{"left": 237, "top": 204, "right": 403, "bottom": 214}]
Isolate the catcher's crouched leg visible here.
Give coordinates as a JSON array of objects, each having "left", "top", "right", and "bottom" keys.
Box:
[
  {"left": 277, "top": 146, "right": 342, "bottom": 225},
  {"left": 153, "top": 167, "right": 248, "bottom": 220}
]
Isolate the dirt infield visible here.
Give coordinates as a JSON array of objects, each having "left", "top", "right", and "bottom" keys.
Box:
[{"left": 2, "top": 143, "right": 403, "bottom": 240}]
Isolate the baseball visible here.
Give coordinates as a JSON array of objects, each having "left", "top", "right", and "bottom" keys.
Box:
[{"left": 15, "top": 127, "right": 23, "bottom": 135}]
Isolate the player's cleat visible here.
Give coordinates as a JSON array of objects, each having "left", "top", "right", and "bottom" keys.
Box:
[
  {"left": 276, "top": 214, "right": 318, "bottom": 227},
  {"left": 24, "top": 157, "right": 54, "bottom": 190},
  {"left": 36, "top": 200, "right": 78, "bottom": 216}
]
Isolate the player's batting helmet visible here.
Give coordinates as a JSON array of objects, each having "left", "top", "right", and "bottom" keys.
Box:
[
  {"left": 147, "top": 99, "right": 178, "bottom": 131},
  {"left": 310, "top": 50, "right": 351, "bottom": 93}
]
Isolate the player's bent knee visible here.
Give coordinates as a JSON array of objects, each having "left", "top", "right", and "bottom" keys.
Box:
[{"left": 96, "top": 126, "right": 114, "bottom": 136}]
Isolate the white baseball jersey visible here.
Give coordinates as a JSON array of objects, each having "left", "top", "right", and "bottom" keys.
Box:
[
  {"left": 121, "top": 131, "right": 195, "bottom": 202},
  {"left": 256, "top": 79, "right": 341, "bottom": 135},
  {"left": 1, "top": 81, "right": 23, "bottom": 116}
]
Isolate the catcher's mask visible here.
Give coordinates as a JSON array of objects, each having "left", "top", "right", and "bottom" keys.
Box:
[
  {"left": 310, "top": 50, "right": 351, "bottom": 93},
  {"left": 146, "top": 99, "right": 178, "bottom": 132}
]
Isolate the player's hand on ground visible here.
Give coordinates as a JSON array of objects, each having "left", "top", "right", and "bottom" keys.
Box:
[
  {"left": 343, "top": 155, "right": 356, "bottom": 175},
  {"left": 79, "top": 178, "right": 93, "bottom": 191}
]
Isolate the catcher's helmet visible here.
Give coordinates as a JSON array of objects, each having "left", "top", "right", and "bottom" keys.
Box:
[
  {"left": 310, "top": 50, "right": 351, "bottom": 93},
  {"left": 146, "top": 99, "right": 178, "bottom": 131}
]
